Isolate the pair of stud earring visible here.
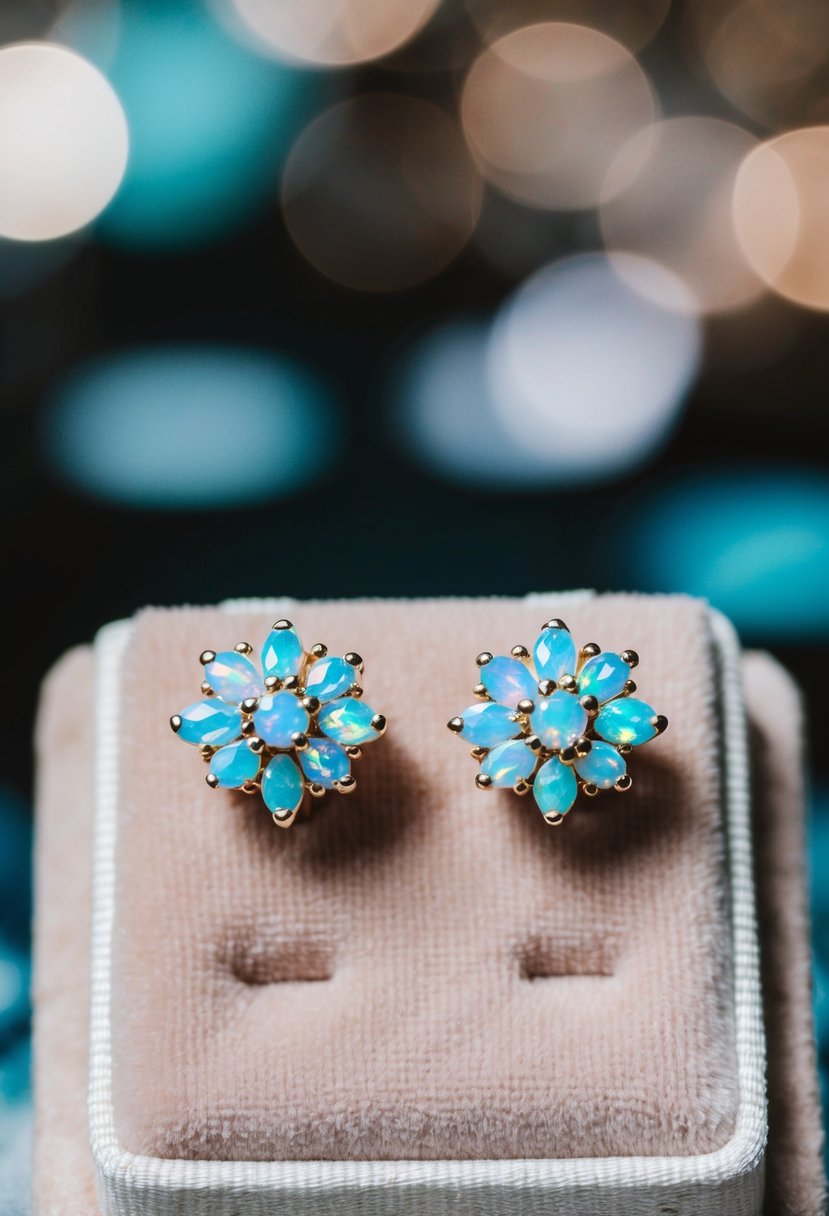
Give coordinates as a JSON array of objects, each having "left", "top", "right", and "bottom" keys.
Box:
[{"left": 170, "top": 618, "right": 667, "bottom": 830}]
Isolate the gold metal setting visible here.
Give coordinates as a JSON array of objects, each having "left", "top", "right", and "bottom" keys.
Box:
[
  {"left": 171, "top": 619, "right": 387, "bottom": 831},
  {"left": 448, "top": 618, "right": 668, "bottom": 826}
]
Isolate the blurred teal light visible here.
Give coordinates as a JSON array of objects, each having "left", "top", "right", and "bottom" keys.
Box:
[
  {"left": 394, "top": 318, "right": 581, "bottom": 490},
  {"left": 43, "top": 345, "right": 343, "bottom": 509},
  {"left": 625, "top": 468, "right": 829, "bottom": 638},
  {"left": 77, "top": 0, "right": 311, "bottom": 248}
]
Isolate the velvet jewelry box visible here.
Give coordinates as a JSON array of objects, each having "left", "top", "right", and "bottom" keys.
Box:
[{"left": 32, "top": 594, "right": 825, "bottom": 1215}]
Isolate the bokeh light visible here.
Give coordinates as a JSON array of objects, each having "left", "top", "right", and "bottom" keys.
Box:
[
  {"left": 0, "top": 42, "right": 127, "bottom": 242},
  {"left": 466, "top": 0, "right": 670, "bottom": 53},
  {"left": 228, "top": 0, "right": 442, "bottom": 67},
  {"left": 0, "top": 1100, "right": 31, "bottom": 1216},
  {"left": 92, "top": 0, "right": 309, "bottom": 250},
  {"left": 460, "top": 23, "right": 655, "bottom": 210},
  {"left": 282, "top": 94, "right": 482, "bottom": 293},
  {"left": 392, "top": 318, "right": 569, "bottom": 489},
  {"left": 0, "top": 786, "right": 32, "bottom": 1216},
  {"left": 733, "top": 127, "right": 829, "bottom": 313},
  {"left": 485, "top": 253, "right": 701, "bottom": 482},
  {"left": 600, "top": 116, "right": 764, "bottom": 315},
  {"left": 622, "top": 467, "right": 829, "bottom": 638},
  {"left": 50, "top": 0, "right": 122, "bottom": 71},
  {"left": 42, "top": 346, "right": 343, "bottom": 509},
  {"left": 688, "top": 0, "right": 829, "bottom": 130}
]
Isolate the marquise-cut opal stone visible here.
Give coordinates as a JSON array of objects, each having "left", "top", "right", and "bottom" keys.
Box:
[
  {"left": 318, "top": 698, "right": 380, "bottom": 745},
  {"left": 481, "top": 656, "right": 536, "bottom": 708},
  {"left": 261, "top": 626, "right": 304, "bottom": 680},
  {"left": 253, "top": 691, "right": 309, "bottom": 748},
  {"left": 209, "top": 739, "right": 260, "bottom": 789},
  {"left": 305, "top": 656, "right": 355, "bottom": 703},
  {"left": 457, "top": 702, "right": 520, "bottom": 748},
  {"left": 575, "top": 741, "right": 626, "bottom": 788},
  {"left": 300, "top": 737, "right": 350, "bottom": 787},
  {"left": 577, "top": 652, "right": 628, "bottom": 703},
  {"left": 533, "top": 626, "right": 576, "bottom": 683},
  {"left": 480, "top": 739, "right": 535, "bottom": 787},
  {"left": 595, "top": 698, "right": 657, "bottom": 747},
  {"left": 533, "top": 757, "right": 578, "bottom": 817},
  {"left": 530, "top": 692, "right": 587, "bottom": 749},
  {"left": 204, "top": 651, "right": 261, "bottom": 704},
  {"left": 176, "top": 699, "right": 242, "bottom": 746},
  {"left": 261, "top": 753, "right": 304, "bottom": 816}
]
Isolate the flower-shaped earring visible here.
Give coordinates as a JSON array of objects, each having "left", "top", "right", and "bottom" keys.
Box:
[
  {"left": 448, "top": 619, "right": 667, "bottom": 825},
  {"left": 170, "top": 620, "right": 386, "bottom": 828}
]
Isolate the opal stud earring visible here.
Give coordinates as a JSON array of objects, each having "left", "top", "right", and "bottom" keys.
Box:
[
  {"left": 447, "top": 619, "right": 667, "bottom": 825},
  {"left": 170, "top": 620, "right": 387, "bottom": 829}
]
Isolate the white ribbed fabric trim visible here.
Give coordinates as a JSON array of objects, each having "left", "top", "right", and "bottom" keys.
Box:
[{"left": 88, "top": 598, "right": 766, "bottom": 1216}]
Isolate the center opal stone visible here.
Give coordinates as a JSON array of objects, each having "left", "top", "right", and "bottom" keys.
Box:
[
  {"left": 530, "top": 691, "right": 587, "bottom": 750},
  {"left": 253, "top": 691, "right": 309, "bottom": 748}
]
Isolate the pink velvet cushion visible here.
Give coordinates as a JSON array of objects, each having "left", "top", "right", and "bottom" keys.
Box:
[{"left": 103, "top": 594, "right": 740, "bottom": 1161}]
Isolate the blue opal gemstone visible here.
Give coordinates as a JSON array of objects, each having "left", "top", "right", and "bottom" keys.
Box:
[
  {"left": 595, "top": 698, "right": 657, "bottom": 747},
  {"left": 533, "top": 626, "right": 576, "bottom": 683},
  {"left": 300, "top": 737, "right": 350, "bottom": 787},
  {"left": 575, "top": 741, "right": 626, "bottom": 789},
  {"left": 481, "top": 655, "right": 536, "bottom": 708},
  {"left": 261, "top": 626, "right": 304, "bottom": 680},
  {"left": 533, "top": 758, "right": 578, "bottom": 818},
  {"left": 480, "top": 739, "right": 536, "bottom": 787},
  {"left": 204, "top": 650, "right": 261, "bottom": 703},
  {"left": 530, "top": 692, "right": 587, "bottom": 750},
  {"left": 318, "top": 698, "right": 380, "bottom": 745},
  {"left": 305, "top": 656, "right": 355, "bottom": 703},
  {"left": 253, "top": 691, "right": 309, "bottom": 748},
  {"left": 175, "top": 699, "right": 242, "bottom": 746},
  {"left": 209, "top": 739, "right": 261, "bottom": 788},
  {"left": 261, "top": 753, "right": 305, "bottom": 818},
  {"left": 578, "top": 652, "right": 629, "bottom": 703},
  {"left": 457, "top": 702, "right": 520, "bottom": 748}
]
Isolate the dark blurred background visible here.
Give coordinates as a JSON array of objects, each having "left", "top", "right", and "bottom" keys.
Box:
[{"left": 1, "top": 0, "right": 829, "bottom": 1207}]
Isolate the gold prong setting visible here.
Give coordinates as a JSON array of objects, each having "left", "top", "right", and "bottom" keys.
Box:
[
  {"left": 447, "top": 618, "right": 667, "bottom": 824},
  {"left": 171, "top": 619, "right": 387, "bottom": 828}
]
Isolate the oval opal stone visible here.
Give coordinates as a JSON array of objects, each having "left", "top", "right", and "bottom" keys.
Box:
[
  {"left": 261, "top": 753, "right": 305, "bottom": 817},
  {"left": 300, "top": 737, "right": 350, "bottom": 787},
  {"left": 203, "top": 651, "right": 261, "bottom": 704},
  {"left": 533, "top": 758, "right": 578, "bottom": 817},
  {"left": 176, "top": 699, "right": 242, "bottom": 746},
  {"left": 304, "top": 656, "right": 355, "bottom": 703},
  {"left": 530, "top": 692, "right": 587, "bottom": 749},
  {"left": 595, "top": 698, "right": 657, "bottom": 747},
  {"left": 318, "top": 698, "right": 380, "bottom": 745},
  {"left": 480, "top": 739, "right": 536, "bottom": 787},
  {"left": 261, "top": 626, "right": 304, "bottom": 680},
  {"left": 457, "top": 702, "right": 520, "bottom": 749},
  {"left": 253, "top": 691, "right": 309, "bottom": 748},
  {"left": 208, "top": 739, "right": 261, "bottom": 789},
  {"left": 481, "top": 656, "right": 536, "bottom": 708},
  {"left": 578, "top": 652, "right": 629, "bottom": 703},
  {"left": 533, "top": 626, "right": 576, "bottom": 682},
  {"left": 575, "top": 741, "right": 626, "bottom": 789}
]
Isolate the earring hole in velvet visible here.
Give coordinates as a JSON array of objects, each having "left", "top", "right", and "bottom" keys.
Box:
[
  {"left": 219, "top": 937, "right": 336, "bottom": 986},
  {"left": 517, "top": 933, "right": 619, "bottom": 980}
]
